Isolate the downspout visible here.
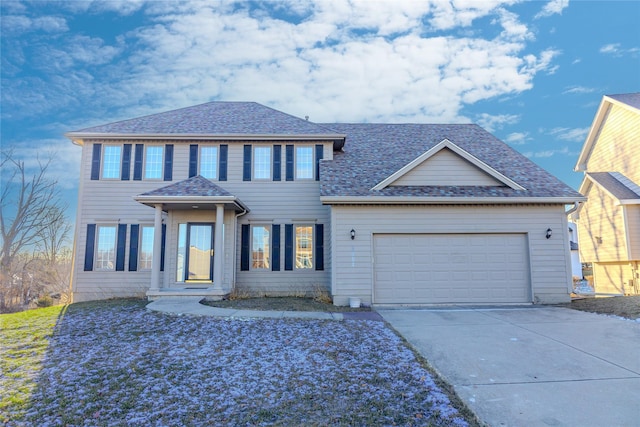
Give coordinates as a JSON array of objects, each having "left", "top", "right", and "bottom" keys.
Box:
[
  {"left": 565, "top": 201, "right": 580, "bottom": 217},
  {"left": 232, "top": 206, "right": 249, "bottom": 291}
]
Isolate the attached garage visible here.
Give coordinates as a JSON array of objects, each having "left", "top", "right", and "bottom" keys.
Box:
[{"left": 373, "top": 233, "right": 531, "bottom": 304}]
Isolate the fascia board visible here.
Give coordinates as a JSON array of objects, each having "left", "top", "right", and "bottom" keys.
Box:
[
  {"left": 65, "top": 133, "right": 346, "bottom": 141},
  {"left": 371, "top": 139, "right": 525, "bottom": 191},
  {"left": 320, "top": 196, "right": 586, "bottom": 205},
  {"left": 575, "top": 98, "right": 612, "bottom": 171},
  {"left": 134, "top": 195, "right": 249, "bottom": 211}
]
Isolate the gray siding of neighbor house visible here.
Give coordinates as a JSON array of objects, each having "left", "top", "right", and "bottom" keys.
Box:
[
  {"left": 329, "top": 204, "right": 572, "bottom": 306},
  {"left": 71, "top": 140, "right": 333, "bottom": 302}
]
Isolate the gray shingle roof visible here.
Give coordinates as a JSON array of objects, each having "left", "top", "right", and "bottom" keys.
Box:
[
  {"left": 587, "top": 172, "right": 640, "bottom": 201},
  {"left": 319, "top": 123, "right": 583, "bottom": 200},
  {"left": 69, "top": 102, "right": 341, "bottom": 136},
  {"left": 608, "top": 93, "right": 640, "bottom": 110},
  {"left": 139, "top": 175, "right": 234, "bottom": 197}
]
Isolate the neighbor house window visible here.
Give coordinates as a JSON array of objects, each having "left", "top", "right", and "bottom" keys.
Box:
[
  {"left": 144, "top": 145, "right": 163, "bottom": 179},
  {"left": 296, "top": 146, "right": 313, "bottom": 179},
  {"left": 101, "top": 146, "right": 122, "bottom": 179},
  {"left": 252, "top": 225, "right": 270, "bottom": 269},
  {"left": 295, "top": 225, "right": 313, "bottom": 269},
  {"left": 254, "top": 146, "right": 271, "bottom": 179},
  {"left": 139, "top": 226, "right": 154, "bottom": 270},
  {"left": 95, "top": 226, "right": 117, "bottom": 270},
  {"left": 200, "top": 146, "right": 218, "bottom": 179}
]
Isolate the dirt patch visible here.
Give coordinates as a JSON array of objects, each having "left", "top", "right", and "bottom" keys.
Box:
[
  {"left": 559, "top": 295, "right": 640, "bottom": 320},
  {"left": 202, "top": 296, "right": 371, "bottom": 313}
]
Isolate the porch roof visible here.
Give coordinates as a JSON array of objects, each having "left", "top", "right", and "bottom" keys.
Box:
[{"left": 134, "top": 175, "right": 249, "bottom": 212}]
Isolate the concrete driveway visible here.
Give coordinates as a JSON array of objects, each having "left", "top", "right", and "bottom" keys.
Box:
[{"left": 378, "top": 306, "right": 640, "bottom": 427}]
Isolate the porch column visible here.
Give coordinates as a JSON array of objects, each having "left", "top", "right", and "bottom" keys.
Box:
[
  {"left": 213, "top": 204, "right": 224, "bottom": 290},
  {"left": 150, "top": 204, "right": 163, "bottom": 291}
]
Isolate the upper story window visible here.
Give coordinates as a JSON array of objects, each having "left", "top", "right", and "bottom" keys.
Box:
[
  {"left": 144, "top": 146, "right": 164, "bottom": 179},
  {"left": 200, "top": 146, "right": 218, "bottom": 179},
  {"left": 101, "top": 146, "right": 122, "bottom": 179},
  {"left": 95, "top": 225, "right": 117, "bottom": 270},
  {"left": 295, "top": 146, "right": 314, "bottom": 179},
  {"left": 254, "top": 146, "right": 271, "bottom": 180}
]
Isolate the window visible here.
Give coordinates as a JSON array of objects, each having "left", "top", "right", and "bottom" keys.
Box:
[
  {"left": 295, "top": 226, "right": 313, "bottom": 269},
  {"left": 252, "top": 226, "right": 270, "bottom": 269},
  {"left": 296, "top": 146, "right": 313, "bottom": 179},
  {"left": 95, "top": 226, "right": 117, "bottom": 270},
  {"left": 102, "top": 146, "right": 122, "bottom": 179},
  {"left": 254, "top": 146, "right": 271, "bottom": 179},
  {"left": 144, "top": 145, "right": 163, "bottom": 179},
  {"left": 139, "top": 226, "right": 154, "bottom": 270},
  {"left": 176, "top": 223, "right": 187, "bottom": 282},
  {"left": 200, "top": 146, "right": 218, "bottom": 179}
]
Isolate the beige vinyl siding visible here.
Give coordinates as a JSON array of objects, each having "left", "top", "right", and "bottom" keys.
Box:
[
  {"left": 392, "top": 148, "right": 503, "bottom": 187},
  {"left": 592, "top": 262, "right": 637, "bottom": 295},
  {"left": 587, "top": 104, "right": 640, "bottom": 183},
  {"left": 71, "top": 140, "right": 333, "bottom": 301},
  {"left": 577, "top": 183, "right": 629, "bottom": 263},
  {"left": 329, "top": 204, "right": 571, "bottom": 306},
  {"left": 626, "top": 205, "right": 640, "bottom": 259}
]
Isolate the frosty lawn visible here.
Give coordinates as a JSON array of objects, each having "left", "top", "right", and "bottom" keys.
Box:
[{"left": 1, "top": 299, "right": 473, "bottom": 426}]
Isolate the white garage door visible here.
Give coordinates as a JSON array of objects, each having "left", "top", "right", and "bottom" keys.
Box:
[{"left": 374, "top": 234, "right": 530, "bottom": 304}]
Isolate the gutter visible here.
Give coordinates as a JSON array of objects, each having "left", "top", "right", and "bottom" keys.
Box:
[{"left": 320, "top": 196, "right": 588, "bottom": 205}]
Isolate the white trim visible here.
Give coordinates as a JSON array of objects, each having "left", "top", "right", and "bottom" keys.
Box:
[
  {"left": 65, "top": 133, "right": 345, "bottom": 143},
  {"left": 371, "top": 139, "right": 526, "bottom": 191},
  {"left": 320, "top": 195, "right": 586, "bottom": 205}
]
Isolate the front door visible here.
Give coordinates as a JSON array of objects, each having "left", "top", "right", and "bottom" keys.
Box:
[{"left": 185, "top": 223, "right": 214, "bottom": 282}]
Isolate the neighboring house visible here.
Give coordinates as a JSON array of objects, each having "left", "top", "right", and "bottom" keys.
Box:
[
  {"left": 67, "top": 102, "right": 584, "bottom": 306},
  {"left": 574, "top": 93, "right": 640, "bottom": 296},
  {"left": 568, "top": 222, "right": 582, "bottom": 280}
]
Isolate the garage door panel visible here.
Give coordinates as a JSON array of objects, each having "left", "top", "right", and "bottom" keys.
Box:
[{"left": 374, "top": 234, "right": 530, "bottom": 304}]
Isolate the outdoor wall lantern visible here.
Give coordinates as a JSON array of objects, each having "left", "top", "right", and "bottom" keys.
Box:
[
  {"left": 546, "top": 228, "right": 552, "bottom": 239},
  {"left": 350, "top": 229, "right": 356, "bottom": 240}
]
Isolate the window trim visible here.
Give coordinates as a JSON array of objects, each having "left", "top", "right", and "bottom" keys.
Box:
[
  {"left": 199, "top": 145, "right": 219, "bottom": 180},
  {"left": 295, "top": 146, "right": 314, "bottom": 180},
  {"left": 294, "top": 225, "right": 314, "bottom": 270},
  {"left": 253, "top": 146, "right": 272, "bottom": 180},
  {"left": 101, "top": 145, "right": 122, "bottom": 180},
  {"left": 95, "top": 225, "right": 117, "bottom": 271},
  {"left": 143, "top": 145, "right": 164, "bottom": 180},
  {"left": 251, "top": 224, "right": 271, "bottom": 270}
]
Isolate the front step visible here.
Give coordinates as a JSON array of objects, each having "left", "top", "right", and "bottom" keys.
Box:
[{"left": 146, "top": 287, "right": 229, "bottom": 301}]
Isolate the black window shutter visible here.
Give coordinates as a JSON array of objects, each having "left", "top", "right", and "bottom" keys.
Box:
[
  {"left": 115, "top": 224, "right": 127, "bottom": 271},
  {"left": 91, "top": 144, "right": 101, "bottom": 180},
  {"left": 133, "top": 144, "right": 143, "bottom": 180},
  {"left": 315, "top": 224, "right": 324, "bottom": 271},
  {"left": 273, "top": 145, "right": 281, "bottom": 181},
  {"left": 315, "top": 144, "right": 323, "bottom": 181},
  {"left": 219, "top": 144, "right": 228, "bottom": 181},
  {"left": 285, "top": 145, "right": 294, "bottom": 181},
  {"left": 121, "top": 144, "right": 131, "bottom": 180},
  {"left": 271, "top": 224, "right": 281, "bottom": 271},
  {"left": 241, "top": 224, "right": 250, "bottom": 271},
  {"left": 284, "top": 224, "right": 293, "bottom": 271},
  {"left": 160, "top": 224, "right": 166, "bottom": 272},
  {"left": 129, "top": 224, "right": 139, "bottom": 271},
  {"left": 189, "top": 144, "right": 198, "bottom": 178},
  {"left": 164, "top": 145, "right": 173, "bottom": 181},
  {"left": 84, "top": 224, "right": 96, "bottom": 271},
  {"left": 243, "top": 145, "right": 252, "bottom": 181}
]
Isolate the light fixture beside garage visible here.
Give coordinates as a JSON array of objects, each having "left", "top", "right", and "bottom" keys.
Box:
[
  {"left": 546, "top": 228, "right": 552, "bottom": 239},
  {"left": 350, "top": 229, "right": 356, "bottom": 240}
]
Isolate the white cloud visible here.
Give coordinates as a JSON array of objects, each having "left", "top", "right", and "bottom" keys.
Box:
[
  {"left": 505, "top": 132, "right": 529, "bottom": 145},
  {"left": 523, "top": 146, "right": 569, "bottom": 158},
  {"left": 475, "top": 113, "right": 519, "bottom": 132},
  {"left": 1, "top": 15, "right": 68, "bottom": 35},
  {"left": 600, "top": 43, "right": 620, "bottom": 54},
  {"left": 563, "top": 85, "right": 595, "bottom": 94},
  {"left": 547, "top": 127, "right": 590, "bottom": 142},
  {"left": 535, "top": 0, "right": 569, "bottom": 19}
]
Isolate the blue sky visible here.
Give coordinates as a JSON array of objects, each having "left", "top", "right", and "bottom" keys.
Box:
[{"left": 1, "top": 0, "right": 639, "bottom": 218}]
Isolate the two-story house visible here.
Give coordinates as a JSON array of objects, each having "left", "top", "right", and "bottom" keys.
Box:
[
  {"left": 574, "top": 93, "right": 640, "bottom": 295},
  {"left": 67, "top": 102, "right": 584, "bottom": 306}
]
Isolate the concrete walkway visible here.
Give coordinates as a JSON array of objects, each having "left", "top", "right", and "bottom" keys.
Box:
[
  {"left": 146, "top": 297, "right": 344, "bottom": 320},
  {"left": 378, "top": 306, "right": 640, "bottom": 427}
]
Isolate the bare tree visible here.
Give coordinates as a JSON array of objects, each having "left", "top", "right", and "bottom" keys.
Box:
[{"left": 1, "top": 149, "right": 69, "bottom": 311}]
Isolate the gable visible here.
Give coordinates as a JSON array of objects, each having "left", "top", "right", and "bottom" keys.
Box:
[
  {"left": 373, "top": 139, "right": 525, "bottom": 191},
  {"left": 390, "top": 147, "right": 504, "bottom": 187}
]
